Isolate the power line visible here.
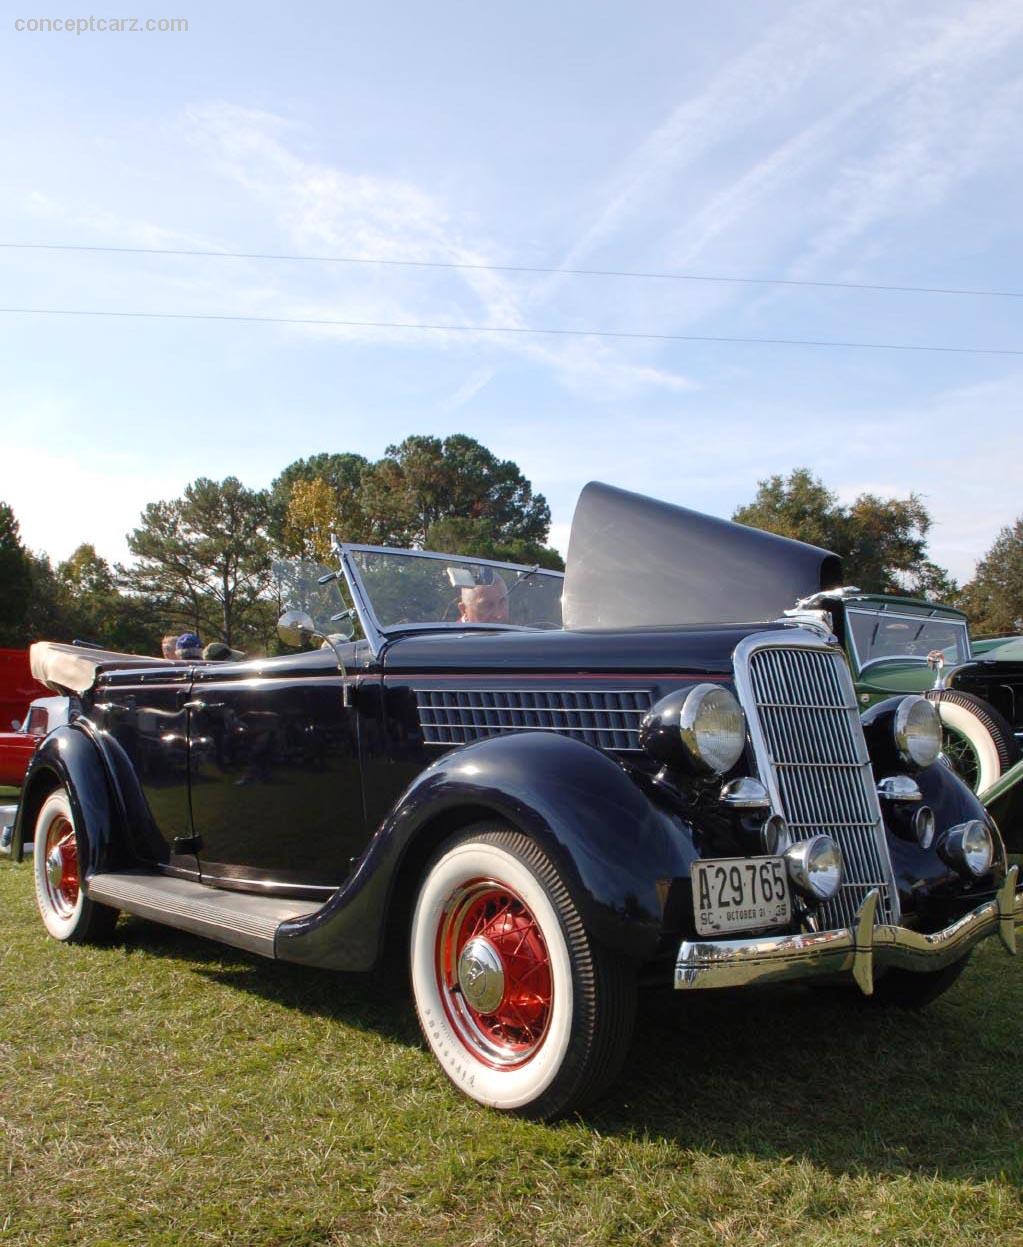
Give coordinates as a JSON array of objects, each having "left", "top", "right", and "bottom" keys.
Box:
[
  {"left": 1, "top": 240, "right": 1020, "bottom": 300},
  {"left": 1, "top": 304, "right": 1021, "bottom": 356}
]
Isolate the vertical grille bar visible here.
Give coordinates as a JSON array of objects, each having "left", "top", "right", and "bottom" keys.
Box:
[{"left": 740, "top": 637, "right": 898, "bottom": 929}]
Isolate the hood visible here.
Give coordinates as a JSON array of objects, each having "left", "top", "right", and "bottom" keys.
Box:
[
  {"left": 971, "top": 636, "right": 1023, "bottom": 663},
  {"left": 562, "top": 482, "right": 842, "bottom": 631}
]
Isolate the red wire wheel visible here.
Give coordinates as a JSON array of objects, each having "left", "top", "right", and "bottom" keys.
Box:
[
  {"left": 436, "top": 879, "right": 554, "bottom": 1068},
  {"left": 42, "top": 813, "right": 79, "bottom": 918}
]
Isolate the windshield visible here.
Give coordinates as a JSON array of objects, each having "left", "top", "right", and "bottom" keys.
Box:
[
  {"left": 847, "top": 607, "right": 970, "bottom": 669},
  {"left": 271, "top": 559, "right": 350, "bottom": 638},
  {"left": 346, "top": 548, "right": 564, "bottom": 632}
]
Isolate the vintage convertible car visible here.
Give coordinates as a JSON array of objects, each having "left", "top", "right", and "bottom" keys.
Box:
[
  {"left": 803, "top": 589, "right": 1023, "bottom": 803},
  {"left": 12, "top": 483, "right": 1023, "bottom": 1119}
]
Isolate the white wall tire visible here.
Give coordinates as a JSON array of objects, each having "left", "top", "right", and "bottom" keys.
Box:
[
  {"left": 932, "top": 691, "right": 1018, "bottom": 794},
  {"left": 33, "top": 789, "right": 118, "bottom": 943},
  {"left": 410, "top": 825, "right": 635, "bottom": 1119}
]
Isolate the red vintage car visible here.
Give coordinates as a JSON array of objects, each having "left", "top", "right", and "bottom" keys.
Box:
[
  {"left": 0, "top": 696, "right": 69, "bottom": 787},
  {"left": 0, "top": 648, "right": 51, "bottom": 730}
]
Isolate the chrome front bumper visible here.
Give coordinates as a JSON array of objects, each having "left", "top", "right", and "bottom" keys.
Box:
[{"left": 675, "top": 866, "right": 1023, "bottom": 995}]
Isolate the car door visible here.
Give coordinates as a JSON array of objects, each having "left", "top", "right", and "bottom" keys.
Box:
[
  {"left": 89, "top": 667, "right": 197, "bottom": 874},
  {"left": 186, "top": 648, "right": 363, "bottom": 893}
]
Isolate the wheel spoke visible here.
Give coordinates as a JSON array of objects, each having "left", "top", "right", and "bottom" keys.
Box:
[{"left": 437, "top": 879, "right": 553, "bottom": 1069}]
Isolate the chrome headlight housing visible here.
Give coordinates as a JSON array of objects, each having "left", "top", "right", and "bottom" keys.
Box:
[
  {"left": 894, "top": 695, "right": 942, "bottom": 769},
  {"left": 941, "top": 819, "right": 994, "bottom": 878},
  {"left": 783, "top": 835, "right": 844, "bottom": 902},
  {"left": 678, "top": 683, "right": 747, "bottom": 776}
]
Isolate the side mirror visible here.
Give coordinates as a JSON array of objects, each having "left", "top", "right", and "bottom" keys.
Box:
[
  {"left": 277, "top": 609, "right": 317, "bottom": 648},
  {"left": 11, "top": 719, "right": 21, "bottom": 732}
]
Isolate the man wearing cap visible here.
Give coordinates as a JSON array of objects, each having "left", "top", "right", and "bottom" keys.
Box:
[{"left": 174, "top": 632, "right": 203, "bottom": 660}]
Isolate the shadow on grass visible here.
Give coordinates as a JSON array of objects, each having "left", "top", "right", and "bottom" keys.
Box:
[
  {"left": 589, "top": 978, "right": 1023, "bottom": 1183},
  {"left": 110, "top": 914, "right": 420, "bottom": 1048},
  {"left": 109, "top": 914, "right": 1022, "bottom": 1183}
]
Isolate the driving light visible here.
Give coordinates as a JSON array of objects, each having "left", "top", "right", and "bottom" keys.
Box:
[
  {"left": 678, "top": 684, "right": 747, "bottom": 775},
  {"left": 941, "top": 820, "right": 993, "bottom": 878},
  {"left": 783, "top": 835, "right": 844, "bottom": 902},
  {"left": 894, "top": 696, "right": 942, "bottom": 769}
]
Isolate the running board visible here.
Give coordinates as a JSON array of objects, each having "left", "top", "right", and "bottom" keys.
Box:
[{"left": 86, "top": 871, "right": 323, "bottom": 957}]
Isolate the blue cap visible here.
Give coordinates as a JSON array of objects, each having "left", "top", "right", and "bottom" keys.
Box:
[{"left": 176, "top": 632, "right": 201, "bottom": 650}]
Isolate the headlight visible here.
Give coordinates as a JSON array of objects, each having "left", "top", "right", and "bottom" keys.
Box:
[
  {"left": 894, "top": 695, "right": 942, "bottom": 769},
  {"left": 678, "top": 684, "right": 747, "bottom": 775},
  {"left": 941, "top": 820, "right": 993, "bottom": 878},
  {"left": 784, "top": 835, "right": 844, "bottom": 902}
]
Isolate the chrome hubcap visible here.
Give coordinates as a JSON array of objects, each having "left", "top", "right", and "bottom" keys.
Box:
[
  {"left": 457, "top": 937, "right": 505, "bottom": 1013},
  {"left": 47, "top": 847, "right": 65, "bottom": 891}
]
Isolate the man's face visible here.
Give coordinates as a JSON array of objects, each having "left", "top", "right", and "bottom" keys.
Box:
[
  {"left": 161, "top": 637, "right": 177, "bottom": 659},
  {"left": 459, "top": 581, "right": 509, "bottom": 623}
]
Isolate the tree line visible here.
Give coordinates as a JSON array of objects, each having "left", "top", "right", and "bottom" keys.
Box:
[{"left": 2, "top": 442, "right": 1021, "bottom": 655}]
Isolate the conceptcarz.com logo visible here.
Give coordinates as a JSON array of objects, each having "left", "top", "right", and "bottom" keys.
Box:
[{"left": 14, "top": 15, "right": 188, "bottom": 34}]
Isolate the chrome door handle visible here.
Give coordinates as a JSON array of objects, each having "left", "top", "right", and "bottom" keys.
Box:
[{"left": 183, "top": 700, "right": 206, "bottom": 711}]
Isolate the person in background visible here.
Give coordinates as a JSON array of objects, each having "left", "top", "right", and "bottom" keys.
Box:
[
  {"left": 174, "top": 632, "right": 203, "bottom": 660},
  {"left": 203, "top": 641, "right": 244, "bottom": 662},
  {"left": 458, "top": 574, "right": 509, "bottom": 624},
  {"left": 161, "top": 635, "right": 178, "bottom": 660}
]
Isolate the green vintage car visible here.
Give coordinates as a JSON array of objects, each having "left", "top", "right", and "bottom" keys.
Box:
[{"left": 799, "top": 591, "right": 1022, "bottom": 806}]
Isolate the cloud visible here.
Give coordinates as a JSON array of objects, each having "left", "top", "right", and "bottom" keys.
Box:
[{"left": 176, "top": 103, "right": 696, "bottom": 399}]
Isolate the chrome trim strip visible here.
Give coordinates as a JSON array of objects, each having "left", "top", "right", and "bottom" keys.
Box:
[
  {"left": 732, "top": 628, "right": 901, "bottom": 927},
  {"left": 676, "top": 868, "right": 1023, "bottom": 992}
]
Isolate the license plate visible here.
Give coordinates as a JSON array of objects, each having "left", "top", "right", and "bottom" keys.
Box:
[{"left": 692, "top": 857, "right": 791, "bottom": 937}]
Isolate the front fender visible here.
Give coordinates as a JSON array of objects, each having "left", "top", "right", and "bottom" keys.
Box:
[
  {"left": 980, "top": 757, "right": 1023, "bottom": 851},
  {"left": 12, "top": 721, "right": 126, "bottom": 875},
  {"left": 276, "top": 731, "right": 697, "bottom": 971}
]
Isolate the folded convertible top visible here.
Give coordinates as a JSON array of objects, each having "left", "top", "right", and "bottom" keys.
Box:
[
  {"left": 30, "top": 641, "right": 169, "bottom": 695},
  {"left": 562, "top": 482, "right": 843, "bottom": 630}
]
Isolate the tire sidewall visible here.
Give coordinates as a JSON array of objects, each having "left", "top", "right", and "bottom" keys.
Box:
[
  {"left": 33, "top": 789, "right": 86, "bottom": 941},
  {"left": 937, "top": 700, "right": 1002, "bottom": 792},
  {"left": 410, "top": 838, "right": 575, "bottom": 1111}
]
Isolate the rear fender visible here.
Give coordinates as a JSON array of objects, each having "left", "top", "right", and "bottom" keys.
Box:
[
  {"left": 276, "top": 731, "right": 698, "bottom": 971},
  {"left": 12, "top": 721, "right": 130, "bottom": 875}
]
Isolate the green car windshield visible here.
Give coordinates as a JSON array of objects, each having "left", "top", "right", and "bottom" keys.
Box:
[{"left": 846, "top": 607, "right": 970, "bottom": 670}]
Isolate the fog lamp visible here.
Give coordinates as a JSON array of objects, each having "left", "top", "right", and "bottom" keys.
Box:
[
  {"left": 678, "top": 684, "right": 746, "bottom": 775},
  {"left": 941, "top": 820, "right": 993, "bottom": 878},
  {"left": 894, "top": 696, "right": 942, "bottom": 769},
  {"left": 784, "top": 835, "right": 844, "bottom": 902}
]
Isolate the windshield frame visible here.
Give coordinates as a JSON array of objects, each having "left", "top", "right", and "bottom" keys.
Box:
[
  {"left": 845, "top": 604, "right": 972, "bottom": 674},
  {"left": 336, "top": 542, "right": 565, "bottom": 657}
]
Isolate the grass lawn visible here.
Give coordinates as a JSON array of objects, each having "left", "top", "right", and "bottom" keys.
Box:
[{"left": 2, "top": 857, "right": 1022, "bottom": 1247}]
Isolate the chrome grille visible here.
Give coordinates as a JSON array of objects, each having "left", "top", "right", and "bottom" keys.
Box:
[
  {"left": 414, "top": 687, "right": 653, "bottom": 751},
  {"left": 741, "top": 637, "right": 898, "bottom": 928}
]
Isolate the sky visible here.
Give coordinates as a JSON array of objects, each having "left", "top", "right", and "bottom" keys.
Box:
[{"left": 1, "top": 0, "right": 1022, "bottom": 584}]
